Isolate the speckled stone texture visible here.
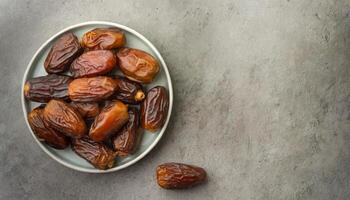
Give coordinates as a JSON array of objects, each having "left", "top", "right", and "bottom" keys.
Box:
[{"left": 1, "top": 0, "right": 350, "bottom": 199}]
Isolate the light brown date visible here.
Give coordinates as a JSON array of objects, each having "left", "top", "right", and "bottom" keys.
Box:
[
  {"left": 68, "top": 76, "right": 117, "bottom": 102},
  {"left": 72, "top": 136, "right": 117, "bottom": 170},
  {"left": 114, "top": 76, "right": 145, "bottom": 104},
  {"left": 156, "top": 163, "right": 207, "bottom": 189},
  {"left": 24, "top": 74, "right": 72, "bottom": 103},
  {"left": 89, "top": 100, "right": 129, "bottom": 142},
  {"left": 28, "top": 106, "right": 69, "bottom": 149},
  {"left": 70, "top": 102, "right": 100, "bottom": 119},
  {"left": 141, "top": 86, "right": 169, "bottom": 132},
  {"left": 113, "top": 107, "right": 142, "bottom": 156},
  {"left": 70, "top": 50, "right": 117, "bottom": 78},
  {"left": 43, "top": 99, "right": 87, "bottom": 138},
  {"left": 44, "top": 32, "right": 82, "bottom": 74},
  {"left": 81, "top": 28, "right": 126, "bottom": 50},
  {"left": 117, "top": 48, "right": 159, "bottom": 84}
]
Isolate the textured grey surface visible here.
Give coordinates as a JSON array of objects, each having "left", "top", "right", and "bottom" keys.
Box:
[{"left": 0, "top": 0, "right": 350, "bottom": 199}]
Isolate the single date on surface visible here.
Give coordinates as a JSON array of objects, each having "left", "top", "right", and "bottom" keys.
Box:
[
  {"left": 156, "top": 163, "right": 207, "bottom": 189},
  {"left": 44, "top": 32, "right": 82, "bottom": 74},
  {"left": 114, "top": 76, "right": 145, "bottom": 104},
  {"left": 81, "top": 28, "right": 126, "bottom": 50},
  {"left": 72, "top": 136, "right": 117, "bottom": 170},
  {"left": 89, "top": 100, "right": 129, "bottom": 142},
  {"left": 43, "top": 99, "right": 87, "bottom": 138}
]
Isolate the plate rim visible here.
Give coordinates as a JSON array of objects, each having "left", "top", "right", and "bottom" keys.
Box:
[{"left": 21, "top": 21, "right": 173, "bottom": 173}]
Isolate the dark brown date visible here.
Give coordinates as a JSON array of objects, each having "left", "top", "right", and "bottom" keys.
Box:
[
  {"left": 117, "top": 48, "right": 159, "bottom": 84},
  {"left": 68, "top": 76, "right": 117, "bottom": 102},
  {"left": 81, "top": 28, "right": 126, "bottom": 50},
  {"left": 44, "top": 32, "right": 82, "bottom": 74},
  {"left": 141, "top": 86, "right": 169, "bottom": 132},
  {"left": 156, "top": 163, "right": 207, "bottom": 189},
  {"left": 114, "top": 76, "right": 145, "bottom": 104},
  {"left": 72, "top": 137, "right": 117, "bottom": 170},
  {"left": 70, "top": 102, "right": 100, "bottom": 119},
  {"left": 113, "top": 107, "right": 142, "bottom": 156},
  {"left": 89, "top": 100, "right": 129, "bottom": 142},
  {"left": 24, "top": 74, "right": 72, "bottom": 103},
  {"left": 70, "top": 50, "right": 117, "bottom": 78},
  {"left": 28, "top": 106, "right": 69, "bottom": 149},
  {"left": 43, "top": 99, "right": 87, "bottom": 138}
]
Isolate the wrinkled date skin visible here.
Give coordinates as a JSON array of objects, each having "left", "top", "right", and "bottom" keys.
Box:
[
  {"left": 141, "top": 86, "right": 169, "bottom": 132},
  {"left": 43, "top": 99, "right": 87, "bottom": 138},
  {"left": 117, "top": 48, "right": 160, "bottom": 84},
  {"left": 89, "top": 100, "right": 129, "bottom": 142},
  {"left": 68, "top": 76, "right": 117, "bottom": 102},
  {"left": 44, "top": 32, "right": 82, "bottom": 74},
  {"left": 113, "top": 107, "right": 142, "bottom": 156},
  {"left": 70, "top": 102, "right": 100, "bottom": 119},
  {"left": 114, "top": 76, "right": 145, "bottom": 104},
  {"left": 28, "top": 106, "right": 69, "bottom": 149},
  {"left": 156, "top": 163, "right": 207, "bottom": 189},
  {"left": 81, "top": 28, "right": 126, "bottom": 50},
  {"left": 70, "top": 50, "right": 117, "bottom": 78},
  {"left": 24, "top": 74, "right": 72, "bottom": 103},
  {"left": 72, "top": 137, "right": 117, "bottom": 170}
]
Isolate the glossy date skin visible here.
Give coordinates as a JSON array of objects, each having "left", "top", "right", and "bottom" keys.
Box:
[
  {"left": 44, "top": 32, "right": 82, "bottom": 74},
  {"left": 43, "top": 99, "right": 87, "bottom": 138},
  {"left": 156, "top": 163, "right": 207, "bottom": 189},
  {"left": 68, "top": 76, "right": 117, "bottom": 102},
  {"left": 28, "top": 106, "right": 69, "bottom": 149},
  {"left": 24, "top": 74, "right": 72, "bottom": 103},
  {"left": 81, "top": 28, "right": 126, "bottom": 50},
  {"left": 141, "top": 86, "right": 169, "bottom": 132},
  {"left": 70, "top": 102, "right": 100, "bottom": 119},
  {"left": 72, "top": 136, "right": 117, "bottom": 170},
  {"left": 70, "top": 50, "right": 117, "bottom": 78},
  {"left": 117, "top": 48, "right": 159, "bottom": 84},
  {"left": 114, "top": 76, "right": 145, "bottom": 104},
  {"left": 89, "top": 100, "right": 129, "bottom": 142},
  {"left": 113, "top": 107, "right": 142, "bottom": 156}
]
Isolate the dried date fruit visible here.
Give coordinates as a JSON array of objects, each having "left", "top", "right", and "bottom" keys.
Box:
[
  {"left": 24, "top": 74, "right": 72, "bottom": 103},
  {"left": 28, "top": 106, "right": 69, "bottom": 149},
  {"left": 117, "top": 48, "right": 159, "bottom": 84},
  {"left": 113, "top": 107, "right": 142, "bottom": 156},
  {"left": 156, "top": 163, "right": 207, "bottom": 189},
  {"left": 89, "top": 100, "right": 129, "bottom": 142},
  {"left": 44, "top": 32, "right": 82, "bottom": 73},
  {"left": 43, "top": 99, "right": 87, "bottom": 138},
  {"left": 141, "top": 86, "right": 169, "bottom": 132},
  {"left": 70, "top": 50, "right": 117, "bottom": 78},
  {"left": 114, "top": 76, "right": 145, "bottom": 104},
  {"left": 81, "top": 28, "right": 126, "bottom": 50},
  {"left": 72, "top": 136, "right": 117, "bottom": 170},
  {"left": 68, "top": 76, "right": 117, "bottom": 102},
  {"left": 70, "top": 102, "right": 100, "bottom": 119}
]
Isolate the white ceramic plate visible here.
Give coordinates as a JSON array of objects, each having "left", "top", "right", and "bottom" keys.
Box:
[{"left": 21, "top": 21, "right": 173, "bottom": 173}]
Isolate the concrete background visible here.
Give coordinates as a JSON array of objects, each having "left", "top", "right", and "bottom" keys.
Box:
[{"left": 1, "top": 0, "right": 350, "bottom": 199}]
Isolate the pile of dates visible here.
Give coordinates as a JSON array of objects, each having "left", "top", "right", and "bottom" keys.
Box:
[{"left": 24, "top": 28, "right": 169, "bottom": 170}]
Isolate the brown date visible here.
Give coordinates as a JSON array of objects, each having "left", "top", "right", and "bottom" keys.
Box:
[
  {"left": 114, "top": 76, "right": 145, "bottom": 104},
  {"left": 81, "top": 28, "right": 126, "bottom": 50},
  {"left": 43, "top": 99, "right": 87, "bottom": 138},
  {"left": 156, "top": 163, "right": 207, "bottom": 189},
  {"left": 113, "top": 107, "right": 142, "bottom": 156},
  {"left": 141, "top": 86, "right": 169, "bottom": 132},
  {"left": 68, "top": 76, "right": 117, "bottom": 102},
  {"left": 89, "top": 100, "right": 129, "bottom": 142},
  {"left": 70, "top": 50, "right": 117, "bottom": 78},
  {"left": 117, "top": 48, "right": 159, "bottom": 84},
  {"left": 28, "top": 106, "right": 69, "bottom": 149},
  {"left": 72, "top": 137, "right": 117, "bottom": 170},
  {"left": 24, "top": 74, "right": 72, "bottom": 103},
  {"left": 44, "top": 32, "right": 82, "bottom": 74},
  {"left": 70, "top": 102, "right": 100, "bottom": 119}
]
